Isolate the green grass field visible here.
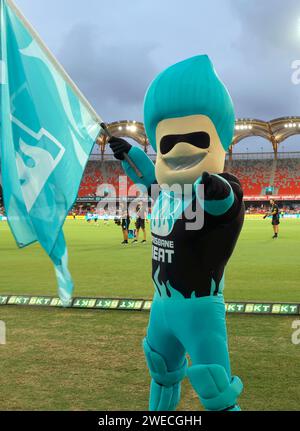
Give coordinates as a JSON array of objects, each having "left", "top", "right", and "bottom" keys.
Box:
[{"left": 0, "top": 218, "right": 300, "bottom": 410}]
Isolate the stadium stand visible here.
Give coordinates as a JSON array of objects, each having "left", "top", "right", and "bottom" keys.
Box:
[
  {"left": 78, "top": 160, "right": 139, "bottom": 197},
  {"left": 274, "top": 158, "right": 300, "bottom": 195},
  {"left": 227, "top": 159, "right": 274, "bottom": 196},
  {"left": 78, "top": 154, "right": 300, "bottom": 198}
]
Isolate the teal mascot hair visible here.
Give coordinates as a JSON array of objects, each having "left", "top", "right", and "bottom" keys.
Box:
[{"left": 144, "top": 55, "right": 235, "bottom": 151}]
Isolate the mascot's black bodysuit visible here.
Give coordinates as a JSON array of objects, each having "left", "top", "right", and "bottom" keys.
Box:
[
  {"left": 110, "top": 55, "right": 245, "bottom": 411},
  {"left": 151, "top": 173, "right": 244, "bottom": 299}
]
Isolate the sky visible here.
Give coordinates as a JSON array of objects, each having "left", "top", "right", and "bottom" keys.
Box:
[{"left": 14, "top": 0, "right": 300, "bottom": 152}]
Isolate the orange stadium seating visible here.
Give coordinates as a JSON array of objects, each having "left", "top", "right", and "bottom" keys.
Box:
[
  {"left": 78, "top": 156, "right": 300, "bottom": 198},
  {"left": 226, "top": 159, "right": 273, "bottom": 196},
  {"left": 274, "top": 158, "right": 300, "bottom": 195},
  {"left": 78, "top": 160, "right": 139, "bottom": 197}
]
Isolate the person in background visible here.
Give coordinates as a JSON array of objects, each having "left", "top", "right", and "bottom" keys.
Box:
[
  {"left": 120, "top": 204, "right": 131, "bottom": 244},
  {"left": 132, "top": 202, "right": 147, "bottom": 244},
  {"left": 263, "top": 199, "right": 280, "bottom": 238}
]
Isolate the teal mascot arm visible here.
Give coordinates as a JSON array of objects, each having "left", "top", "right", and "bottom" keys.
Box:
[
  {"left": 122, "top": 147, "right": 156, "bottom": 190},
  {"left": 109, "top": 136, "right": 156, "bottom": 190}
]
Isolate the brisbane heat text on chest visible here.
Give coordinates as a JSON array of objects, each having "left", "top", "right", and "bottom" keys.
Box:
[{"left": 152, "top": 236, "right": 175, "bottom": 264}]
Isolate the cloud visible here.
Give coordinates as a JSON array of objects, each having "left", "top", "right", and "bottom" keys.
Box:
[
  {"left": 16, "top": 0, "right": 300, "bottom": 137},
  {"left": 57, "top": 22, "right": 158, "bottom": 122},
  {"left": 227, "top": 0, "right": 300, "bottom": 120},
  {"left": 230, "top": 0, "right": 300, "bottom": 54}
]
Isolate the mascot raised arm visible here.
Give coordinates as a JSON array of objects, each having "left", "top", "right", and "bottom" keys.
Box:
[{"left": 109, "top": 55, "right": 245, "bottom": 411}]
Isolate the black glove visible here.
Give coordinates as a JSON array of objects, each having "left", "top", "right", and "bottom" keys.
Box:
[
  {"left": 201, "top": 172, "right": 231, "bottom": 200},
  {"left": 263, "top": 214, "right": 268, "bottom": 219},
  {"left": 109, "top": 137, "right": 132, "bottom": 161}
]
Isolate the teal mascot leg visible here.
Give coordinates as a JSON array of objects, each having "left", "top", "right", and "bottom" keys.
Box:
[
  {"left": 143, "top": 338, "right": 187, "bottom": 411},
  {"left": 187, "top": 364, "right": 242, "bottom": 411},
  {"left": 142, "top": 297, "right": 188, "bottom": 411},
  {"left": 144, "top": 295, "right": 243, "bottom": 411}
]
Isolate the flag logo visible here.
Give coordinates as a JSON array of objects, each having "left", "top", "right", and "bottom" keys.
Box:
[{"left": 13, "top": 115, "right": 65, "bottom": 212}]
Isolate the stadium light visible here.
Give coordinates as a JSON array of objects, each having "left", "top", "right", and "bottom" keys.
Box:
[{"left": 235, "top": 124, "right": 253, "bottom": 131}]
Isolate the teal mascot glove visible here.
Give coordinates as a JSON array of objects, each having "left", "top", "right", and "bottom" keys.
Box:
[{"left": 110, "top": 55, "right": 245, "bottom": 411}]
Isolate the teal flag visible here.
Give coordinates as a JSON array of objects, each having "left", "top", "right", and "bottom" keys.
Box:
[{"left": 0, "top": 0, "right": 101, "bottom": 305}]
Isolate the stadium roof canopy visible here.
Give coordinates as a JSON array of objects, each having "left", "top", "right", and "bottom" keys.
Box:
[
  {"left": 232, "top": 117, "right": 300, "bottom": 154},
  {"left": 97, "top": 117, "right": 300, "bottom": 156}
]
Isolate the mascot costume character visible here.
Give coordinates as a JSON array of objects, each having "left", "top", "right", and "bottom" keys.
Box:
[{"left": 109, "top": 55, "right": 245, "bottom": 411}]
